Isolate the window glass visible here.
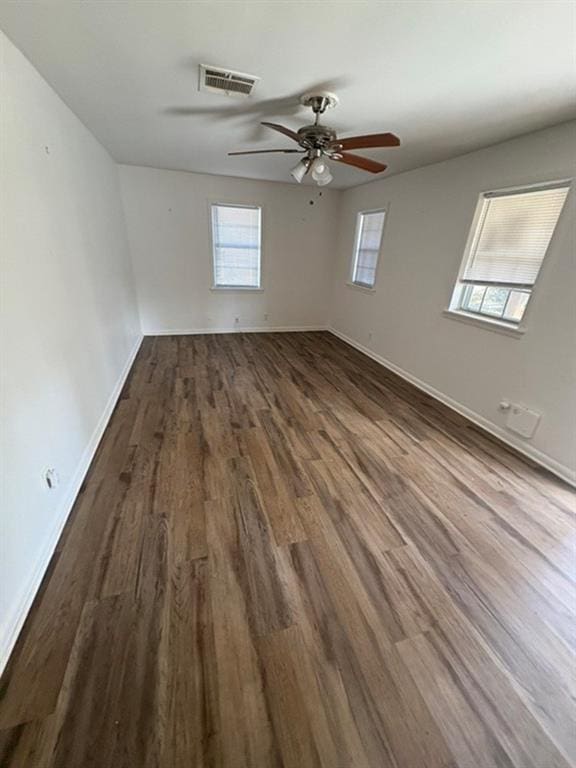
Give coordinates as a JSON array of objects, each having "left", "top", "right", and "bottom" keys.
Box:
[{"left": 211, "top": 204, "right": 261, "bottom": 288}]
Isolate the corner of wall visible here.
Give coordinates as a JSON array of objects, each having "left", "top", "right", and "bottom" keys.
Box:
[{"left": 114, "top": 162, "right": 144, "bottom": 338}]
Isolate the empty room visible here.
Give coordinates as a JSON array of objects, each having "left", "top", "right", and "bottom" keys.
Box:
[{"left": 1, "top": 1, "right": 575, "bottom": 766}]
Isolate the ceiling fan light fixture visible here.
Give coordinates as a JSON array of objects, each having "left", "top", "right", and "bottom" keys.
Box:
[
  {"left": 290, "top": 158, "right": 310, "bottom": 183},
  {"left": 310, "top": 157, "right": 326, "bottom": 179},
  {"left": 316, "top": 172, "right": 333, "bottom": 187},
  {"left": 311, "top": 157, "right": 333, "bottom": 185}
]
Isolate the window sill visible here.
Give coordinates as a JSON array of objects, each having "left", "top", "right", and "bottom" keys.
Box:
[
  {"left": 211, "top": 286, "right": 263, "bottom": 292},
  {"left": 346, "top": 282, "right": 376, "bottom": 294},
  {"left": 443, "top": 309, "right": 525, "bottom": 338}
]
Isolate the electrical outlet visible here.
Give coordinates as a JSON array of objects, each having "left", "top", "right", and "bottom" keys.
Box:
[
  {"left": 506, "top": 403, "right": 541, "bottom": 438},
  {"left": 234, "top": 317, "right": 239, "bottom": 324},
  {"left": 264, "top": 313, "right": 269, "bottom": 321},
  {"left": 44, "top": 468, "right": 59, "bottom": 490},
  {"left": 368, "top": 332, "right": 373, "bottom": 342}
]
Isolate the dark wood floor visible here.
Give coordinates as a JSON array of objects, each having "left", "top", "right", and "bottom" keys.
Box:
[{"left": 1, "top": 332, "right": 575, "bottom": 767}]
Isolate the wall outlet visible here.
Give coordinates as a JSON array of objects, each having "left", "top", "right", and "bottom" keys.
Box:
[
  {"left": 234, "top": 317, "right": 239, "bottom": 324},
  {"left": 264, "top": 313, "right": 269, "bottom": 321},
  {"left": 505, "top": 403, "right": 541, "bottom": 439},
  {"left": 44, "top": 468, "right": 59, "bottom": 490},
  {"left": 368, "top": 332, "right": 373, "bottom": 342}
]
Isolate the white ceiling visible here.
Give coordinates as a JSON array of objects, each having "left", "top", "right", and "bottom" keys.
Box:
[{"left": 1, "top": 1, "right": 575, "bottom": 189}]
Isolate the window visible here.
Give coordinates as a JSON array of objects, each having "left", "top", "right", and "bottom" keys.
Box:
[
  {"left": 449, "top": 182, "right": 570, "bottom": 326},
  {"left": 350, "top": 209, "right": 386, "bottom": 289},
  {"left": 211, "top": 203, "right": 262, "bottom": 288}
]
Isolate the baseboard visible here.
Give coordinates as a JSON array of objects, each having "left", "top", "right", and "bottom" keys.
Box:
[
  {"left": 144, "top": 325, "right": 328, "bottom": 336},
  {"left": 328, "top": 327, "right": 576, "bottom": 488},
  {"left": 0, "top": 334, "right": 144, "bottom": 676}
]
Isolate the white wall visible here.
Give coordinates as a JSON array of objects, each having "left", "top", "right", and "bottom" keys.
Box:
[
  {"left": 0, "top": 31, "right": 141, "bottom": 669},
  {"left": 331, "top": 122, "right": 576, "bottom": 482},
  {"left": 119, "top": 165, "right": 339, "bottom": 334}
]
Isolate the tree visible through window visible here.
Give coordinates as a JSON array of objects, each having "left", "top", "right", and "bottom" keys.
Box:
[{"left": 211, "top": 204, "right": 261, "bottom": 288}]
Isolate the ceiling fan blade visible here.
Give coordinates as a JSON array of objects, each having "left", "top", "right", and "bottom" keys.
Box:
[
  {"left": 228, "top": 149, "right": 303, "bottom": 156},
  {"left": 333, "top": 152, "right": 387, "bottom": 173},
  {"left": 261, "top": 122, "right": 301, "bottom": 143},
  {"left": 332, "top": 132, "right": 400, "bottom": 151}
]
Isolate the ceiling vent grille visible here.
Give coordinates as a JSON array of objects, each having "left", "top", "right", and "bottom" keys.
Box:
[{"left": 199, "top": 65, "right": 259, "bottom": 97}]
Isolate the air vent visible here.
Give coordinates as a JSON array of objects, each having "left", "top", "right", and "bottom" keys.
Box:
[{"left": 199, "top": 64, "right": 259, "bottom": 98}]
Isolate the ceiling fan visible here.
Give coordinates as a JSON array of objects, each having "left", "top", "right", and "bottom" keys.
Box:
[{"left": 228, "top": 92, "right": 400, "bottom": 186}]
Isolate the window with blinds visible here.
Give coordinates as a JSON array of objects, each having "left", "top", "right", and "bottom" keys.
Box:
[
  {"left": 351, "top": 210, "right": 386, "bottom": 288},
  {"left": 211, "top": 204, "right": 262, "bottom": 288},
  {"left": 451, "top": 182, "right": 570, "bottom": 325}
]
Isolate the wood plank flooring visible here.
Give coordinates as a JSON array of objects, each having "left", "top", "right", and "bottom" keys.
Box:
[{"left": 1, "top": 331, "right": 575, "bottom": 767}]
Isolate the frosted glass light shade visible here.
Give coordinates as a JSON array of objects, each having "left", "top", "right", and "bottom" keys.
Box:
[{"left": 290, "top": 159, "right": 309, "bottom": 183}]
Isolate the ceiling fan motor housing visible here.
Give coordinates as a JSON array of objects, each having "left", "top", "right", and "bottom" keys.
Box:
[
  {"left": 298, "top": 93, "right": 341, "bottom": 157},
  {"left": 297, "top": 124, "right": 337, "bottom": 150}
]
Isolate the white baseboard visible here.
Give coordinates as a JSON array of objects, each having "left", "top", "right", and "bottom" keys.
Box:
[
  {"left": 144, "top": 325, "right": 328, "bottom": 336},
  {"left": 0, "top": 334, "right": 144, "bottom": 676},
  {"left": 328, "top": 327, "right": 575, "bottom": 488}
]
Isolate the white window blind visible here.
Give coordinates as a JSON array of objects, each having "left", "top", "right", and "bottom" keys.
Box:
[
  {"left": 463, "top": 184, "right": 570, "bottom": 286},
  {"left": 352, "top": 210, "right": 386, "bottom": 288},
  {"left": 211, "top": 204, "right": 261, "bottom": 288}
]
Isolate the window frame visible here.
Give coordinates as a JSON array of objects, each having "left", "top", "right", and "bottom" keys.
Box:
[
  {"left": 447, "top": 179, "right": 571, "bottom": 333},
  {"left": 209, "top": 201, "right": 263, "bottom": 291},
  {"left": 348, "top": 207, "right": 387, "bottom": 291}
]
